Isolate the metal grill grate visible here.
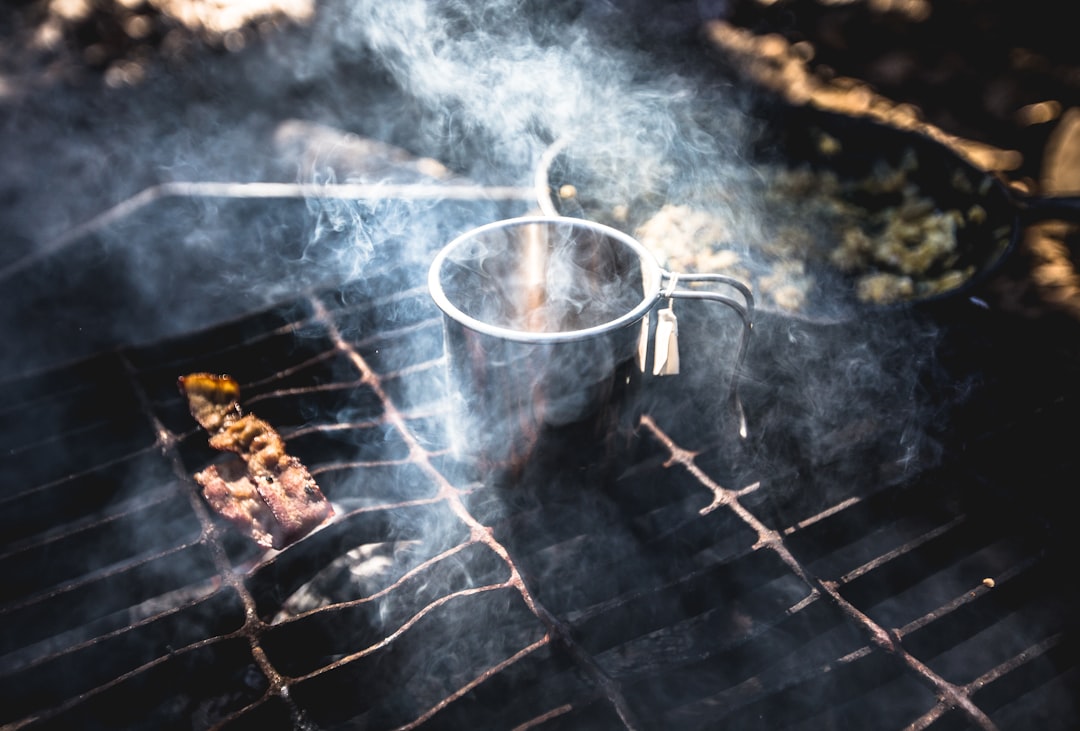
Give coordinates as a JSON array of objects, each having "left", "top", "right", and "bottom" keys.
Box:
[{"left": 1, "top": 192, "right": 1078, "bottom": 731}]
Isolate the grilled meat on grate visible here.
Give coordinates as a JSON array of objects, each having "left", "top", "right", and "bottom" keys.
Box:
[{"left": 179, "top": 372, "right": 333, "bottom": 548}]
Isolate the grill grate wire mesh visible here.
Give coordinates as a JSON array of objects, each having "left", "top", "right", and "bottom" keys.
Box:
[{"left": 1, "top": 209, "right": 1078, "bottom": 731}]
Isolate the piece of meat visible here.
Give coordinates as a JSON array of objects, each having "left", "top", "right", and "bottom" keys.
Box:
[
  {"left": 177, "top": 373, "right": 241, "bottom": 432},
  {"left": 195, "top": 459, "right": 278, "bottom": 548},
  {"left": 179, "top": 373, "right": 333, "bottom": 549}
]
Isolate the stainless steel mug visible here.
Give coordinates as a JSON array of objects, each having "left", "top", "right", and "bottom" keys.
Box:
[{"left": 428, "top": 216, "right": 753, "bottom": 482}]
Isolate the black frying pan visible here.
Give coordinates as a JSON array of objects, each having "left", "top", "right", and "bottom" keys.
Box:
[{"left": 535, "top": 103, "right": 1080, "bottom": 324}]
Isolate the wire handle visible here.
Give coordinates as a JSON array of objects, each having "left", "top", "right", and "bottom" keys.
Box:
[{"left": 662, "top": 271, "right": 754, "bottom": 439}]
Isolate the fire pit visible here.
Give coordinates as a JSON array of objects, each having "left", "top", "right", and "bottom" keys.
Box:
[{"left": 1, "top": 173, "right": 1078, "bottom": 730}]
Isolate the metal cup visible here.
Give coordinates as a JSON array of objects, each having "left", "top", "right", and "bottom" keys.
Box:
[{"left": 428, "top": 216, "right": 752, "bottom": 482}]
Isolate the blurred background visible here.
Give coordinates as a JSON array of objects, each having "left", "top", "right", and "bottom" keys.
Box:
[{"left": 2, "top": 0, "right": 1079, "bottom": 316}]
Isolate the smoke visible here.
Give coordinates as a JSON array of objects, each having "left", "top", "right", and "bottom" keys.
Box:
[
  {"left": 314, "top": 0, "right": 778, "bottom": 445},
  {"left": 0, "top": 4, "right": 968, "bottom": 725},
  {"left": 276, "top": 0, "right": 951, "bottom": 490},
  {"left": 317, "top": 0, "right": 752, "bottom": 192},
  {"left": 0, "top": 0, "right": 953, "bottom": 554},
  {"left": 1, "top": 0, "right": 754, "bottom": 373}
]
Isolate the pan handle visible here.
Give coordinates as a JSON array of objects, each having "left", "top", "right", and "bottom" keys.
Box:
[{"left": 1016, "top": 193, "right": 1080, "bottom": 224}]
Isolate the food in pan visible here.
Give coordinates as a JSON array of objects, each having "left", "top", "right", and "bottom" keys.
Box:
[
  {"left": 179, "top": 373, "right": 333, "bottom": 549},
  {"left": 634, "top": 148, "right": 984, "bottom": 309},
  {"left": 560, "top": 132, "right": 998, "bottom": 311}
]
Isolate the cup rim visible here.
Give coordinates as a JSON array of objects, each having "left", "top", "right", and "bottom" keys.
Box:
[{"left": 429, "top": 215, "right": 663, "bottom": 344}]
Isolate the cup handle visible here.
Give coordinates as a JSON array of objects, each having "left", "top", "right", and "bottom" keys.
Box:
[{"left": 662, "top": 272, "right": 754, "bottom": 439}]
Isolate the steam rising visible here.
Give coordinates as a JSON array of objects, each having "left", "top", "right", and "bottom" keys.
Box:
[
  {"left": 0, "top": 0, "right": 953, "bottom": 528},
  {"left": 0, "top": 3, "right": 960, "bottom": 724},
  {"left": 1, "top": 0, "right": 952, "bottom": 530},
  {"left": 329, "top": 1, "right": 755, "bottom": 201}
]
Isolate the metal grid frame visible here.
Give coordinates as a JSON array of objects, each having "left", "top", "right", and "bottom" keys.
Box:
[{"left": 1, "top": 192, "right": 1077, "bottom": 731}]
